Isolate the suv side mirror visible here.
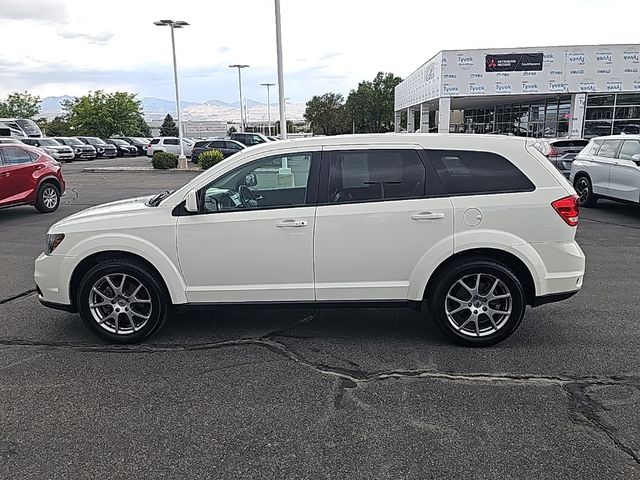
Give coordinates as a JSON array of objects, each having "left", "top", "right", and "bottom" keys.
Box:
[
  {"left": 632, "top": 154, "right": 640, "bottom": 162},
  {"left": 245, "top": 173, "right": 257, "bottom": 187},
  {"left": 184, "top": 190, "right": 199, "bottom": 213}
]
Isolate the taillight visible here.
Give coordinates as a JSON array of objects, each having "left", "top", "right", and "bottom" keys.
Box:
[
  {"left": 146, "top": 144, "right": 151, "bottom": 148},
  {"left": 547, "top": 145, "right": 559, "bottom": 157},
  {"left": 552, "top": 195, "right": 579, "bottom": 227}
]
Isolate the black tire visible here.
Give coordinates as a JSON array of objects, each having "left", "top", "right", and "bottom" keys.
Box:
[
  {"left": 428, "top": 258, "right": 526, "bottom": 347},
  {"left": 77, "top": 258, "right": 169, "bottom": 343},
  {"left": 34, "top": 182, "right": 60, "bottom": 213},
  {"left": 574, "top": 174, "right": 598, "bottom": 207}
]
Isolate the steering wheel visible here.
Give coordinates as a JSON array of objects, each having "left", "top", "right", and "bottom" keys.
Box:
[{"left": 238, "top": 185, "right": 259, "bottom": 209}]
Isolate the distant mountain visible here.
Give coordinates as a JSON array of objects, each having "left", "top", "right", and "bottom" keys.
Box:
[
  {"left": 40, "top": 96, "right": 75, "bottom": 115},
  {"left": 37, "top": 96, "right": 305, "bottom": 122},
  {"left": 141, "top": 97, "right": 198, "bottom": 114}
]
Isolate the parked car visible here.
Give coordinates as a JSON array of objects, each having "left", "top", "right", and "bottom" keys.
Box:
[
  {"left": 191, "top": 139, "right": 245, "bottom": 163},
  {"left": 570, "top": 134, "right": 640, "bottom": 207},
  {"left": 53, "top": 137, "right": 97, "bottom": 160},
  {"left": 20, "top": 137, "right": 75, "bottom": 162},
  {"left": 76, "top": 137, "right": 117, "bottom": 158},
  {"left": 110, "top": 137, "right": 149, "bottom": 156},
  {"left": 229, "top": 132, "right": 271, "bottom": 146},
  {"left": 146, "top": 137, "right": 194, "bottom": 157},
  {"left": 35, "top": 134, "right": 584, "bottom": 346},
  {"left": 532, "top": 138, "right": 588, "bottom": 178},
  {"left": 0, "top": 137, "right": 24, "bottom": 144},
  {"left": 0, "top": 144, "right": 65, "bottom": 213},
  {"left": 105, "top": 139, "right": 138, "bottom": 157}
]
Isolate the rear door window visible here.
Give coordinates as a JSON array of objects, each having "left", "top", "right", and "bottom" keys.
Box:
[
  {"left": 1, "top": 147, "right": 35, "bottom": 165},
  {"left": 427, "top": 149, "right": 534, "bottom": 195},
  {"left": 164, "top": 139, "right": 179, "bottom": 145},
  {"left": 327, "top": 149, "right": 426, "bottom": 203},
  {"left": 597, "top": 140, "right": 622, "bottom": 158}
]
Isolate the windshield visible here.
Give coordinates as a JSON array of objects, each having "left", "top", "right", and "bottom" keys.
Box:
[
  {"left": 111, "top": 139, "right": 128, "bottom": 145},
  {"left": 58, "top": 138, "right": 82, "bottom": 145},
  {"left": 39, "top": 138, "right": 61, "bottom": 146},
  {"left": 86, "top": 137, "right": 107, "bottom": 145}
]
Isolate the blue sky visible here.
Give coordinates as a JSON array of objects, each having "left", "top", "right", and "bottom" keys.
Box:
[{"left": 0, "top": 0, "right": 637, "bottom": 103}]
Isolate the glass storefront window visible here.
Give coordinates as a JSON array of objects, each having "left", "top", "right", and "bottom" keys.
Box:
[
  {"left": 615, "top": 94, "right": 640, "bottom": 106},
  {"left": 586, "top": 108, "right": 614, "bottom": 120},
  {"left": 613, "top": 120, "right": 640, "bottom": 135},
  {"left": 584, "top": 120, "right": 612, "bottom": 137},
  {"left": 586, "top": 94, "right": 615, "bottom": 106}
]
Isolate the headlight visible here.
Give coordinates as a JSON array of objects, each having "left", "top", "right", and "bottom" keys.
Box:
[
  {"left": 75, "top": 148, "right": 82, "bottom": 154},
  {"left": 44, "top": 147, "right": 57, "bottom": 154},
  {"left": 45, "top": 234, "right": 65, "bottom": 255},
  {"left": 97, "top": 147, "right": 104, "bottom": 153}
]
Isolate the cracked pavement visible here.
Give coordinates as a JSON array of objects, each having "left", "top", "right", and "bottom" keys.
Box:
[{"left": 0, "top": 158, "right": 639, "bottom": 479}]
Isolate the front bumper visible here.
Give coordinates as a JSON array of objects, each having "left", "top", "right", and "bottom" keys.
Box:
[{"left": 34, "top": 252, "right": 75, "bottom": 309}]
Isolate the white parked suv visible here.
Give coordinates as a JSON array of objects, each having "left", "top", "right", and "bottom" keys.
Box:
[
  {"left": 570, "top": 134, "right": 640, "bottom": 207},
  {"left": 146, "top": 137, "right": 194, "bottom": 157},
  {"left": 35, "top": 134, "right": 585, "bottom": 346}
]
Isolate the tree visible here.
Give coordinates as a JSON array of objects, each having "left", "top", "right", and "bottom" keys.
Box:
[
  {"left": 304, "top": 93, "right": 351, "bottom": 136},
  {"left": 159, "top": 114, "right": 179, "bottom": 136},
  {"left": 0, "top": 91, "right": 41, "bottom": 118},
  {"left": 133, "top": 115, "right": 152, "bottom": 137},
  {"left": 345, "top": 72, "right": 402, "bottom": 133},
  {"left": 62, "top": 90, "right": 144, "bottom": 138}
]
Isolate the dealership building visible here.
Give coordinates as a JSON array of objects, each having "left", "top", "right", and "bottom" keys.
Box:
[{"left": 394, "top": 44, "right": 640, "bottom": 138}]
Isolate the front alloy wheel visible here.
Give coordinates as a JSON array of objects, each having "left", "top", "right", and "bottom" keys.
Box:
[
  {"left": 78, "top": 258, "right": 169, "bottom": 343},
  {"left": 89, "top": 274, "right": 153, "bottom": 335}
]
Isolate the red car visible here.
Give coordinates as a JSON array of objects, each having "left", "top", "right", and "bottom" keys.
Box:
[{"left": 0, "top": 144, "right": 66, "bottom": 213}]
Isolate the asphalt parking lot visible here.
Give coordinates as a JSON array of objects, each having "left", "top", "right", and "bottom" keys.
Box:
[{"left": 1, "top": 157, "right": 639, "bottom": 479}]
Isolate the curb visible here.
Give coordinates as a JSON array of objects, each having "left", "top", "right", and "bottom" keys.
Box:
[{"left": 82, "top": 167, "right": 202, "bottom": 173}]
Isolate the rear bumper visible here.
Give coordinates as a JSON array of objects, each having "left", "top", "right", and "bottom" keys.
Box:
[{"left": 38, "top": 296, "right": 77, "bottom": 313}]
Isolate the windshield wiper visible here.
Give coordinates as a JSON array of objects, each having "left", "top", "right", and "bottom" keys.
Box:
[{"left": 148, "top": 190, "right": 171, "bottom": 207}]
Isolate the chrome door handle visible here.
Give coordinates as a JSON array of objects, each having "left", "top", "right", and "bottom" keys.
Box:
[
  {"left": 276, "top": 219, "right": 308, "bottom": 227},
  {"left": 0, "top": 172, "right": 9, "bottom": 178},
  {"left": 411, "top": 212, "right": 445, "bottom": 220}
]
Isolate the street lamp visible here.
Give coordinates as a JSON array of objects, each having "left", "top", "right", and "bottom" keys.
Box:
[
  {"left": 154, "top": 19, "right": 189, "bottom": 169},
  {"left": 260, "top": 83, "right": 275, "bottom": 136},
  {"left": 229, "top": 65, "right": 249, "bottom": 132},
  {"left": 274, "top": 0, "right": 286, "bottom": 140}
]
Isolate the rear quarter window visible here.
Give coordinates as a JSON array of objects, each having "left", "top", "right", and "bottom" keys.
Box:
[
  {"left": 150, "top": 139, "right": 160, "bottom": 145},
  {"left": 427, "top": 149, "right": 535, "bottom": 195}
]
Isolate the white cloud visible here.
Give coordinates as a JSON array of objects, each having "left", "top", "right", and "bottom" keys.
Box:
[{"left": 0, "top": 0, "right": 636, "bottom": 103}]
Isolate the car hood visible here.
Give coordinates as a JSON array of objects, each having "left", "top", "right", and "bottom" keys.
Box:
[{"left": 51, "top": 195, "right": 154, "bottom": 230}]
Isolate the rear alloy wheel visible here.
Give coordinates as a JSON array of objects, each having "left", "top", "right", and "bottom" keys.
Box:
[
  {"left": 78, "top": 259, "right": 169, "bottom": 343},
  {"left": 35, "top": 183, "right": 60, "bottom": 213},
  {"left": 575, "top": 175, "right": 598, "bottom": 207},
  {"left": 429, "top": 259, "right": 526, "bottom": 347}
]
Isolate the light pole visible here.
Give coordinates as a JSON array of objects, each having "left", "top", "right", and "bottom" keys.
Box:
[
  {"left": 274, "top": 0, "right": 286, "bottom": 140},
  {"left": 229, "top": 65, "right": 249, "bottom": 132},
  {"left": 260, "top": 83, "right": 275, "bottom": 137},
  {"left": 154, "top": 19, "right": 189, "bottom": 169}
]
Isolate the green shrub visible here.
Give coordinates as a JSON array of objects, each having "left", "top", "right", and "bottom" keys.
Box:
[
  {"left": 151, "top": 151, "right": 178, "bottom": 169},
  {"left": 198, "top": 149, "right": 225, "bottom": 170}
]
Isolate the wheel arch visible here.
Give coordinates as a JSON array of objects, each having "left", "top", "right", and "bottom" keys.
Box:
[
  {"left": 37, "top": 175, "right": 62, "bottom": 192},
  {"left": 69, "top": 250, "right": 178, "bottom": 311},
  {"left": 423, "top": 248, "right": 537, "bottom": 307}
]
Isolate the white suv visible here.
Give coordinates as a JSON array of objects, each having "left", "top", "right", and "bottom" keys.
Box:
[
  {"left": 570, "top": 134, "right": 640, "bottom": 207},
  {"left": 146, "top": 137, "right": 194, "bottom": 157},
  {"left": 35, "top": 134, "right": 585, "bottom": 346}
]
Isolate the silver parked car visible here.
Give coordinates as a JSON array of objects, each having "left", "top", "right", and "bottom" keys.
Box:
[
  {"left": 532, "top": 138, "right": 588, "bottom": 178},
  {"left": 570, "top": 134, "right": 640, "bottom": 206}
]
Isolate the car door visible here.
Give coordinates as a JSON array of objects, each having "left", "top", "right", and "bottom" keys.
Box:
[
  {"left": 0, "top": 146, "right": 38, "bottom": 206},
  {"left": 609, "top": 139, "right": 640, "bottom": 202},
  {"left": 314, "top": 146, "right": 454, "bottom": 301},
  {"left": 176, "top": 148, "right": 320, "bottom": 303},
  {"left": 163, "top": 138, "right": 179, "bottom": 155},
  {"left": 591, "top": 139, "right": 621, "bottom": 196}
]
